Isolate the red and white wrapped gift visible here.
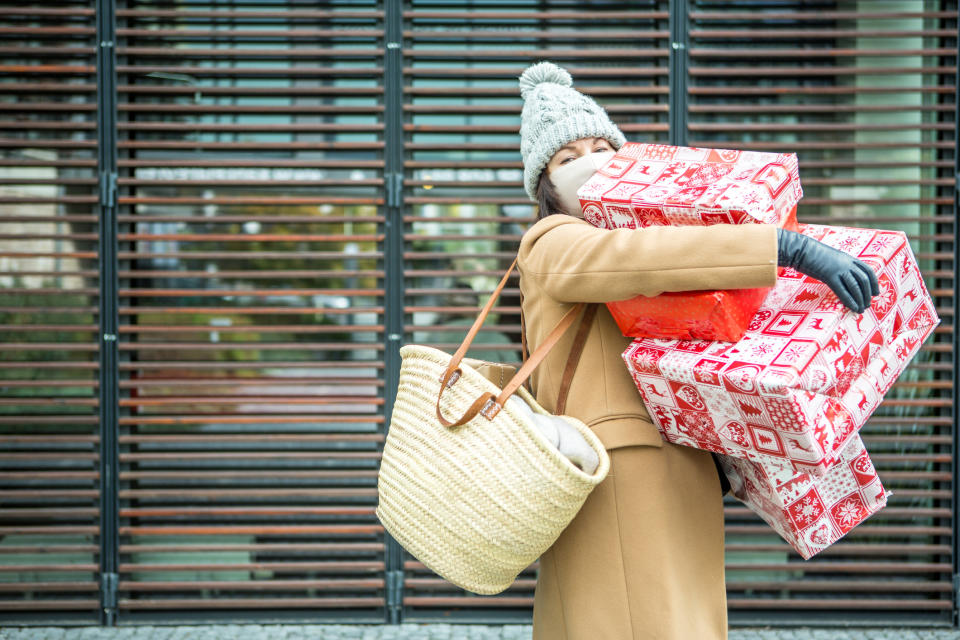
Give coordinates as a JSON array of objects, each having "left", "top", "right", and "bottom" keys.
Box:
[
  {"left": 717, "top": 434, "right": 888, "bottom": 559},
  {"left": 577, "top": 142, "right": 802, "bottom": 231},
  {"left": 577, "top": 142, "right": 801, "bottom": 341},
  {"left": 623, "top": 223, "right": 939, "bottom": 477}
]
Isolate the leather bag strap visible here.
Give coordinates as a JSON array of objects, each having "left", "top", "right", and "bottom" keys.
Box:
[
  {"left": 555, "top": 302, "right": 598, "bottom": 415},
  {"left": 436, "top": 301, "right": 584, "bottom": 428},
  {"left": 435, "top": 257, "right": 590, "bottom": 428}
]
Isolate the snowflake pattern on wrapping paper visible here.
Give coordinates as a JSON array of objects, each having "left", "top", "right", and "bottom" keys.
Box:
[
  {"left": 778, "top": 343, "right": 808, "bottom": 367},
  {"left": 836, "top": 235, "right": 861, "bottom": 253},
  {"left": 786, "top": 488, "right": 825, "bottom": 528},
  {"left": 748, "top": 341, "right": 776, "bottom": 359},
  {"left": 864, "top": 232, "right": 899, "bottom": 258},
  {"left": 829, "top": 494, "right": 867, "bottom": 532},
  {"left": 628, "top": 346, "right": 666, "bottom": 374}
]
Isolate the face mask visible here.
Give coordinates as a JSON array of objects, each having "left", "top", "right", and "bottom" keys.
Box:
[{"left": 548, "top": 150, "right": 615, "bottom": 216}]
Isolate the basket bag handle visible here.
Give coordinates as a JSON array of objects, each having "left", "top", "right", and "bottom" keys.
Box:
[{"left": 436, "top": 257, "right": 596, "bottom": 428}]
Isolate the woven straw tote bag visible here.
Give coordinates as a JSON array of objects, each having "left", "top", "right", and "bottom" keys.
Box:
[{"left": 376, "top": 258, "right": 610, "bottom": 595}]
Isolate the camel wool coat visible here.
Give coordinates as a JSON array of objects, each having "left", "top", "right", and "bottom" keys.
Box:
[{"left": 517, "top": 214, "right": 779, "bottom": 640}]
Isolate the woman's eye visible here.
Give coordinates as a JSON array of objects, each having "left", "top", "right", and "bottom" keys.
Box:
[
  {"left": 560, "top": 156, "right": 576, "bottom": 164},
  {"left": 594, "top": 147, "right": 609, "bottom": 152}
]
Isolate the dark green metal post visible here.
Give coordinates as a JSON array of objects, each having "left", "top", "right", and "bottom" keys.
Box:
[
  {"left": 382, "top": 0, "right": 406, "bottom": 625},
  {"left": 951, "top": 3, "right": 959, "bottom": 627},
  {"left": 668, "top": 0, "right": 689, "bottom": 147},
  {"left": 95, "top": 0, "right": 120, "bottom": 627}
]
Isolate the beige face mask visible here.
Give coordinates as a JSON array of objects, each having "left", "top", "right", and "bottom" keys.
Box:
[{"left": 548, "top": 150, "right": 615, "bottom": 216}]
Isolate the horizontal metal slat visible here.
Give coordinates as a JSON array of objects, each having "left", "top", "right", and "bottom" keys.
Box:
[
  {"left": 120, "top": 471, "right": 378, "bottom": 481},
  {"left": 0, "top": 600, "right": 99, "bottom": 611},
  {"left": 117, "top": 416, "right": 384, "bottom": 426},
  {"left": 403, "top": 596, "right": 531, "bottom": 608},
  {"left": 405, "top": 10, "right": 667, "bottom": 19},
  {"left": 117, "top": 65, "right": 383, "bottom": 76},
  {"left": 116, "top": 9, "right": 384, "bottom": 19},
  {"left": 118, "top": 525, "right": 383, "bottom": 536},
  {"left": 118, "top": 104, "right": 384, "bottom": 115},
  {"left": 407, "top": 29, "right": 668, "bottom": 40},
  {"left": 0, "top": 583, "right": 97, "bottom": 592},
  {"left": 117, "top": 196, "right": 383, "bottom": 205},
  {"left": 118, "top": 452, "right": 381, "bottom": 461},
  {"left": 574, "top": 63, "right": 957, "bottom": 75},
  {"left": 117, "top": 85, "right": 384, "bottom": 96},
  {"left": 116, "top": 597, "right": 383, "bottom": 610},
  {"left": 689, "top": 104, "right": 955, "bottom": 114},
  {"left": 116, "top": 28, "right": 383, "bottom": 38},
  {"left": 727, "top": 599, "right": 951, "bottom": 610},
  {"left": 690, "top": 85, "right": 955, "bottom": 96},
  {"left": 690, "top": 48, "right": 956, "bottom": 57},
  {"left": 0, "top": 7, "right": 93, "bottom": 17},
  {"left": 689, "top": 11, "right": 956, "bottom": 20},
  {"left": 119, "top": 579, "right": 384, "bottom": 592},
  {"left": 407, "top": 48, "right": 669, "bottom": 59},
  {"left": 118, "top": 434, "right": 382, "bottom": 444},
  {"left": 118, "top": 507, "right": 376, "bottom": 517},
  {"left": 119, "top": 159, "right": 384, "bottom": 169},
  {"left": 116, "top": 123, "right": 383, "bottom": 133},
  {"left": 117, "top": 542, "right": 381, "bottom": 553}
]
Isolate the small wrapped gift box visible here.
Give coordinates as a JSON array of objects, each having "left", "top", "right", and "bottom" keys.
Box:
[
  {"left": 623, "top": 223, "right": 939, "bottom": 477},
  {"left": 717, "top": 434, "right": 888, "bottom": 559},
  {"left": 607, "top": 285, "right": 771, "bottom": 342},
  {"left": 580, "top": 142, "right": 801, "bottom": 341},
  {"left": 577, "top": 142, "right": 803, "bottom": 231}
]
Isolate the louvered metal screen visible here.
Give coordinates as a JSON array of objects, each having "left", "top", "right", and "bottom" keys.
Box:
[
  {"left": 687, "top": 2, "right": 957, "bottom": 625},
  {"left": 0, "top": 0, "right": 957, "bottom": 628},
  {"left": 0, "top": 2, "right": 102, "bottom": 624},
  {"left": 111, "top": 0, "right": 387, "bottom": 623}
]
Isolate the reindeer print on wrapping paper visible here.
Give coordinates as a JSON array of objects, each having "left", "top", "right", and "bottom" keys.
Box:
[
  {"left": 824, "top": 328, "right": 847, "bottom": 354},
  {"left": 856, "top": 389, "right": 871, "bottom": 414},
  {"left": 787, "top": 437, "right": 813, "bottom": 454},
  {"left": 643, "top": 383, "right": 670, "bottom": 402}
]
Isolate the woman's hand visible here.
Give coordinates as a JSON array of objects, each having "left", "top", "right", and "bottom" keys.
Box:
[{"left": 776, "top": 228, "right": 880, "bottom": 313}]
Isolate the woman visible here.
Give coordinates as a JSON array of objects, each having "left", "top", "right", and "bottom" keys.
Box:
[{"left": 515, "top": 61, "right": 878, "bottom": 640}]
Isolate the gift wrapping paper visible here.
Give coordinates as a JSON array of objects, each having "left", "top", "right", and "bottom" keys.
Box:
[
  {"left": 582, "top": 142, "right": 800, "bottom": 341},
  {"left": 607, "top": 285, "right": 771, "bottom": 342},
  {"left": 718, "top": 434, "right": 888, "bottom": 559},
  {"left": 577, "top": 142, "right": 802, "bottom": 231},
  {"left": 623, "top": 223, "right": 939, "bottom": 477}
]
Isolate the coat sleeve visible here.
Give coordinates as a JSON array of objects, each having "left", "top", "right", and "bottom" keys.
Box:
[{"left": 517, "top": 215, "right": 779, "bottom": 303}]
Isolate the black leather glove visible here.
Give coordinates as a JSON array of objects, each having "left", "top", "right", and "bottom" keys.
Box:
[{"left": 776, "top": 228, "right": 880, "bottom": 313}]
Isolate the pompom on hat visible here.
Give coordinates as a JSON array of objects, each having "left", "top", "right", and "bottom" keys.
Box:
[{"left": 518, "top": 61, "right": 626, "bottom": 201}]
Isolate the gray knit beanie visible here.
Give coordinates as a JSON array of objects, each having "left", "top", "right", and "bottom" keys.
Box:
[{"left": 518, "top": 61, "right": 627, "bottom": 201}]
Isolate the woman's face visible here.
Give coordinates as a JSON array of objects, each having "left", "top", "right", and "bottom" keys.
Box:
[{"left": 545, "top": 136, "right": 615, "bottom": 176}]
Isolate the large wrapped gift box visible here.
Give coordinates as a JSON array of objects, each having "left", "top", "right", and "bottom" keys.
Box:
[
  {"left": 623, "top": 223, "right": 939, "bottom": 477},
  {"left": 717, "top": 434, "right": 888, "bottom": 559},
  {"left": 578, "top": 142, "right": 801, "bottom": 341},
  {"left": 577, "top": 142, "right": 803, "bottom": 231}
]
